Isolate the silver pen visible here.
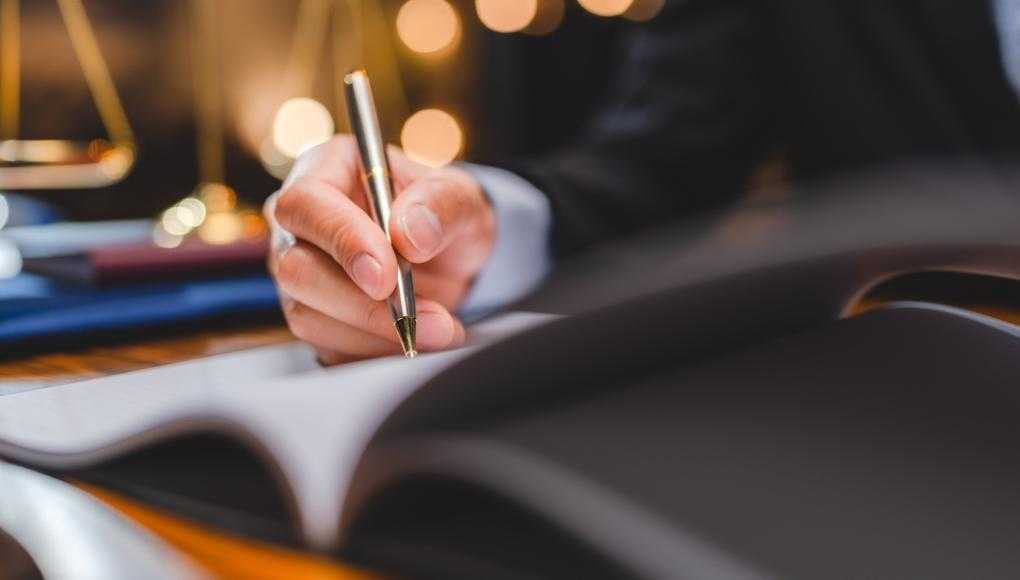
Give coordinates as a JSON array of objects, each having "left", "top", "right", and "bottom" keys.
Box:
[{"left": 343, "top": 69, "right": 417, "bottom": 357}]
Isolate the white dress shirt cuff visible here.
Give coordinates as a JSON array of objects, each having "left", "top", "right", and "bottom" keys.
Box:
[{"left": 458, "top": 163, "right": 554, "bottom": 319}]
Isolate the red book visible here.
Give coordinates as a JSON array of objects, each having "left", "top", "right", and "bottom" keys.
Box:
[{"left": 22, "top": 236, "right": 269, "bottom": 285}]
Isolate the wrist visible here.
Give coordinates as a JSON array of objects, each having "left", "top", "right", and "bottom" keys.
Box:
[
  {"left": 456, "top": 163, "right": 554, "bottom": 319},
  {"left": 445, "top": 165, "right": 497, "bottom": 261}
]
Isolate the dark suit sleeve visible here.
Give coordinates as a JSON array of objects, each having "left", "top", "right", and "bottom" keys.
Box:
[{"left": 507, "top": 0, "right": 779, "bottom": 257}]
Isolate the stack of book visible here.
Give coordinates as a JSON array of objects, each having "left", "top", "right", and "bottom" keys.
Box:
[{"left": 0, "top": 220, "right": 277, "bottom": 351}]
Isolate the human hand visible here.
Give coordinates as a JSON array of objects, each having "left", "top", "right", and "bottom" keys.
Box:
[{"left": 265, "top": 136, "right": 495, "bottom": 364}]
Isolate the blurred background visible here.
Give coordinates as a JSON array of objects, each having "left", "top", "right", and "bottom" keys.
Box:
[{"left": 1, "top": 0, "right": 664, "bottom": 223}]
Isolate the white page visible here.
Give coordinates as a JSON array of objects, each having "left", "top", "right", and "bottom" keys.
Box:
[{"left": 0, "top": 311, "right": 556, "bottom": 548}]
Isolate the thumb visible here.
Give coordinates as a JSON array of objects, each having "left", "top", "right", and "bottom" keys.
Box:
[
  {"left": 389, "top": 168, "right": 491, "bottom": 265},
  {"left": 386, "top": 144, "right": 429, "bottom": 190}
]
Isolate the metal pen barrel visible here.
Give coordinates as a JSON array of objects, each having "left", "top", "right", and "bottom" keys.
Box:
[{"left": 343, "top": 70, "right": 417, "bottom": 355}]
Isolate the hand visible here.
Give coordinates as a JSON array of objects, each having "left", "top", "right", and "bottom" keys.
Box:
[{"left": 265, "top": 135, "right": 495, "bottom": 365}]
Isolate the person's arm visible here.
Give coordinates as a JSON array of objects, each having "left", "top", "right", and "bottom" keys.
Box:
[
  {"left": 506, "top": 0, "right": 779, "bottom": 257},
  {"left": 265, "top": 0, "right": 775, "bottom": 363}
]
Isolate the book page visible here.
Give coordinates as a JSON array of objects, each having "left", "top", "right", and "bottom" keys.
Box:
[{"left": 0, "top": 311, "right": 556, "bottom": 548}]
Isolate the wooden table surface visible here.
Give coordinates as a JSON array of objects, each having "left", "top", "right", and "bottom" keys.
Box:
[{"left": 0, "top": 323, "right": 295, "bottom": 384}]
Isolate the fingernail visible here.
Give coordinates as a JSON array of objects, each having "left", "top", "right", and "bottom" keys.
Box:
[
  {"left": 416, "top": 311, "right": 454, "bottom": 348},
  {"left": 351, "top": 253, "right": 383, "bottom": 295},
  {"left": 401, "top": 204, "right": 442, "bottom": 255}
]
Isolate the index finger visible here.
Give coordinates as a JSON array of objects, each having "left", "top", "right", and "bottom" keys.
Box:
[
  {"left": 284, "top": 135, "right": 367, "bottom": 210},
  {"left": 274, "top": 175, "right": 398, "bottom": 301}
]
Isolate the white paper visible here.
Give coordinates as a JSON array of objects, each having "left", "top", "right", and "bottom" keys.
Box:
[{"left": 0, "top": 311, "right": 556, "bottom": 548}]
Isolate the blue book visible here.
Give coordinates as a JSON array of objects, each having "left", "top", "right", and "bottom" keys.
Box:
[{"left": 0, "top": 273, "right": 281, "bottom": 349}]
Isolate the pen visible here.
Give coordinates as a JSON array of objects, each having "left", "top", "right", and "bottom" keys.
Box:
[{"left": 343, "top": 69, "right": 418, "bottom": 358}]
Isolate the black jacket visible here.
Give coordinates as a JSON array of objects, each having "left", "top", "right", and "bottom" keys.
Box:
[{"left": 511, "top": 0, "right": 1020, "bottom": 256}]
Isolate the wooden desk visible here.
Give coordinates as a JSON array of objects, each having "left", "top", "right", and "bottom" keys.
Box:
[
  {"left": 0, "top": 324, "right": 295, "bottom": 384},
  {"left": 0, "top": 323, "right": 377, "bottom": 580}
]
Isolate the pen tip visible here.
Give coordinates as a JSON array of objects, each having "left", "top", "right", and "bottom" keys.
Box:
[{"left": 395, "top": 316, "right": 417, "bottom": 359}]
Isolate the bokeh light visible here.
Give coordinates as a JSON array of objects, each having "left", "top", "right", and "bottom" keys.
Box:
[
  {"left": 198, "top": 212, "right": 244, "bottom": 245},
  {"left": 240, "top": 209, "right": 269, "bottom": 238},
  {"left": 195, "top": 183, "right": 238, "bottom": 213},
  {"left": 577, "top": 0, "right": 633, "bottom": 17},
  {"left": 176, "top": 197, "right": 208, "bottom": 229},
  {"left": 475, "top": 0, "right": 537, "bottom": 33},
  {"left": 401, "top": 109, "right": 464, "bottom": 168},
  {"left": 160, "top": 207, "right": 191, "bottom": 236},
  {"left": 525, "top": 0, "right": 565, "bottom": 35},
  {"left": 272, "top": 98, "right": 335, "bottom": 159},
  {"left": 159, "top": 195, "right": 212, "bottom": 238},
  {"left": 259, "top": 136, "right": 292, "bottom": 179},
  {"left": 623, "top": 0, "right": 665, "bottom": 21},
  {"left": 152, "top": 223, "right": 184, "bottom": 249},
  {"left": 0, "top": 194, "right": 8, "bottom": 230},
  {"left": 396, "top": 0, "right": 461, "bottom": 54}
]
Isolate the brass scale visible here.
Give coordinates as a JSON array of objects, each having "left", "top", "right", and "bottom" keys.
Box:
[{"left": 0, "top": 0, "right": 409, "bottom": 243}]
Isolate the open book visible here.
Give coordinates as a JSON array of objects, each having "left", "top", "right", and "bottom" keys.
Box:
[
  {"left": 0, "top": 312, "right": 554, "bottom": 550},
  {"left": 7, "top": 165, "right": 1020, "bottom": 578}
]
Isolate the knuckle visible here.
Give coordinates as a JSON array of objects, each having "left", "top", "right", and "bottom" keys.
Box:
[
  {"left": 406, "top": 176, "right": 456, "bottom": 218},
  {"left": 285, "top": 303, "right": 315, "bottom": 342},
  {"left": 275, "top": 245, "right": 314, "bottom": 292},
  {"left": 291, "top": 144, "right": 321, "bottom": 170},
  {"left": 421, "top": 174, "right": 472, "bottom": 228},
  {"left": 329, "top": 222, "right": 363, "bottom": 268},
  {"left": 450, "top": 171, "right": 483, "bottom": 210},
  {"left": 309, "top": 135, "right": 358, "bottom": 170},
  {"left": 284, "top": 136, "right": 360, "bottom": 196},
  {"left": 424, "top": 173, "right": 456, "bottom": 198},
  {"left": 363, "top": 301, "right": 389, "bottom": 334},
  {"left": 274, "top": 181, "right": 310, "bottom": 228},
  {"left": 438, "top": 170, "right": 475, "bottom": 204},
  {"left": 277, "top": 177, "right": 341, "bottom": 236}
]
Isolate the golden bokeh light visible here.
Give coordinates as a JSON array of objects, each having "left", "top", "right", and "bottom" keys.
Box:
[
  {"left": 239, "top": 209, "right": 269, "bottom": 238},
  {"left": 623, "top": 0, "right": 665, "bottom": 21},
  {"left": 525, "top": 0, "right": 565, "bottom": 35},
  {"left": 154, "top": 184, "right": 254, "bottom": 247},
  {"left": 396, "top": 0, "right": 461, "bottom": 54},
  {"left": 577, "top": 0, "right": 633, "bottom": 17},
  {"left": 198, "top": 212, "right": 244, "bottom": 245},
  {"left": 401, "top": 109, "right": 464, "bottom": 168},
  {"left": 195, "top": 183, "right": 238, "bottom": 213},
  {"left": 475, "top": 0, "right": 537, "bottom": 33},
  {"left": 272, "top": 98, "right": 335, "bottom": 159}
]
